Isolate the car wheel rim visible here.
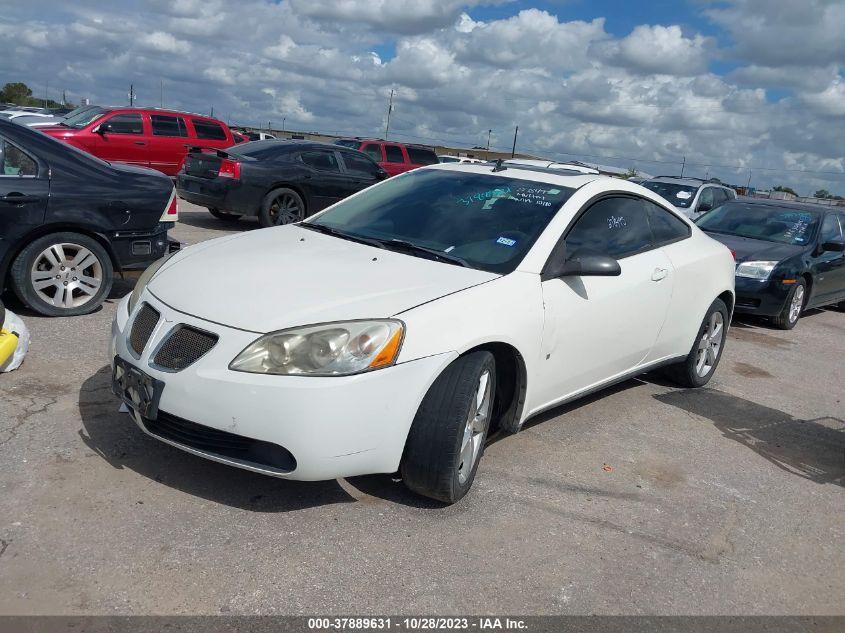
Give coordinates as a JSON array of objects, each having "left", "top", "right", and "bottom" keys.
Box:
[
  {"left": 270, "top": 194, "right": 302, "bottom": 225},
  {"left": 457, "top": 369, "right": 492, "bottom": 485},
  {"left": 789, "top": 285, "right": 804, "bottom": 323},
  {"left": 695, "top": 311, "right": 724, "bottom": 378},
  {"left": 30, "top": 243, "right": 103, "bottom": 309}
]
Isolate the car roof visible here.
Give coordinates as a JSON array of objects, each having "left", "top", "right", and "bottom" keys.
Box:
[
  {"left": 96, "top": 106, "right": 226, "bottom": 121},
  {"left": 646, "top": 176, "right": 731, "bottom": 188},
  {"left": 428, "top": 162, "right": 605, "bottom": 187},
  {"left": 237, "top": 139, "right": 355, "bottom": 151},
  {"left": 733, "top": 197, "right": 843, "bottom": 213}
]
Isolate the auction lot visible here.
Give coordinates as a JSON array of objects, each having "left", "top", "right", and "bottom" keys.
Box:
[{"left": 0, "top": 200, "right": 842, "bottom": 615}]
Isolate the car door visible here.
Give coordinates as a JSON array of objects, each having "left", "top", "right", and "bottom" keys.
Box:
[
  {"left": 0, "top": 137, "right": 48, "bottom": 227},
  {"left": 383, "top": 144, "right": 407, "bottom": 176},
  {"left": 148, "top": 113, "right": 190, "bottom": 176},
  {"left": 93, "top": 112, "right": 149, "bottom": 168},
  {"left": 810, "top": 212, "right": 845, "bottom": 305},
  {"left": 535, "top": 195, "right": 674, "bottom": 408},
  {"left": 296, "top": 149, "right": 349, "bottom": 211},
  {"left": 338, "top": 151, "right": 383, "bottom": 195}
]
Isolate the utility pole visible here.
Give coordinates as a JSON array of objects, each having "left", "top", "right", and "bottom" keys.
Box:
[
  {"left": 282, "top": 117, "right": 286, "bottom": 132},
  {"left": 44, "top": 80, "right": 48, "bottom": 108},
  {"left": 128, "top": 84, "right": 135, "bottom": 106},
  {"left": 160, "top": 80, "right": 163, "bottom": 108},
  {"left": 486, "top": 129, "right": 492, "bottom": 159},
  {"left": 511, "top": 125, "right": 519, "bottom": 158},
  {"left": 746, "top": 170, "right": 752, "bottom": 193},
  {"left": 384, "top": 89, "right": 394, "bottom": 139},
  {"left": 680, "top": 155, "right": 686, "bottom": 178}
]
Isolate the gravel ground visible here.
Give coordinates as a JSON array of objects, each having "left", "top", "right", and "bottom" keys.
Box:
[{"left": 0, "top": 201, "right": 842, "bottom": 615}]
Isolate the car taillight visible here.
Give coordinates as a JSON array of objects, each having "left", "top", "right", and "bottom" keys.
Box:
[
  {"left": 218, "top": 159, "right": 241, "bottom": 180},
  {"left": 160, "top": 189, "right": 179, "bottom": 222},
  {"left": 730, "top": 249, "right": 737, "bottom": 260}
]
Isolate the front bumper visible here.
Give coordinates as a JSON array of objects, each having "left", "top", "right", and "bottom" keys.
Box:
[
  {"left": 109, "top": 292, "right": 456, "bottom": 481},
  {"left": 733, "top": 275, "right": 792, "bottom": 317}
]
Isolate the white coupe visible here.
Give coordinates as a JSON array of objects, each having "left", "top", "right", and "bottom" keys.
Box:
[{"left": 110, "top": 163, "right": 735, "bottom": 503}]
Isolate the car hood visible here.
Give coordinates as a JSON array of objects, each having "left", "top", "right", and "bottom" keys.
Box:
[
  {"left": 148, "top": 225, "right": 499, "bottom": 333},
  {"left": 703, "top": 232, "right": 803, "bottom": 263}
]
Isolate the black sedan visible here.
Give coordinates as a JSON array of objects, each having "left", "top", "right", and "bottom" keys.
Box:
[
  {"left": 176, "top": 140, "right": 387, "bottom": 228},
  {"left": 697, "top": 198, "right": 845, "bottom": 329},
  {"left": 0, "top": 118, "right": 177, "bottom": 317}
]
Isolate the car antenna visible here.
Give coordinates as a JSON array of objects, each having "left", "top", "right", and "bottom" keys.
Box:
[{"left": 491, "top": 159, "right": 507, "bottom": 173}]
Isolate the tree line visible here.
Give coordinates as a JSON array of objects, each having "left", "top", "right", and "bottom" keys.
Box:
[{"left": 0, "top": 82, "right": 73, "bottom": 109}]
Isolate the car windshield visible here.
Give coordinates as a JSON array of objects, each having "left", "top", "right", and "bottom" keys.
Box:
[
  {"left": 642, "top": 181, "right": 698, "bottom": 208},
  {"left": 307, "top": 168, "right": 575, "bottom": 274},
  {"left": 697, "top": 202, "right": 821, "bottom": 246},
  {"left": 62, "top": 106, "right": 108, "bottom": 129}
]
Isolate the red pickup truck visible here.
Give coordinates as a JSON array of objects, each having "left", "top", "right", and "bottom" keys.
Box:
[{"left": 40, "top": 106, "right": 236, "bottom": 176}]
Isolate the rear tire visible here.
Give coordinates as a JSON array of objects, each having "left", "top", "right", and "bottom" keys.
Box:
[
  {"left": 258, "top": 188, "right": 305, "bottom": 228},
  {"left": 11, "top": 232, "right": 114, "bottom": 317},
  {"left": 663, "top": 298, "right": 728, "bottom": 388},
  {"left": 401, "top": 351, "right": 496, "bottom": 504},
  {"left": 771, "top": 280, "right": 805, "bottom": 330},
  {"left": 208, "top": 208, "right": 242, "bottom": 221}
]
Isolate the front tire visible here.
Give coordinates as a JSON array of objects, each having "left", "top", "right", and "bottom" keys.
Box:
[
  {"left": 771, "top": 280, "right": 806, "bottom": 329},
  {"left": 664, "top": 298, "right": 728, "bottom": 388},
  {"left": 401, "top": 351, "right": 496, "bottom": 504},
  {"left": 258, "top": 188, "right": 305, "bottom": 228},
  {"left": 11, "top": 232, "right": 114, "bottom": 317}
]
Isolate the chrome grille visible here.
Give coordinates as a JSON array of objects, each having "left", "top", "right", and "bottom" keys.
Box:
[
  {"left": 129, "top": 304, "right": 159, "bottom": 356},
  {"left": 153, "top": 326, "right": 217, "bottom": 371}
]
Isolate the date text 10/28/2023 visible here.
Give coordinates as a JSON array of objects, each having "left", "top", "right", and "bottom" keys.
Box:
[{"left": 307, "top": 617, "right": 528, "bottom": 631}]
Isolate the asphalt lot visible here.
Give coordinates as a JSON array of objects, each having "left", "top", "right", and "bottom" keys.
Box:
[{"left": 0, "top": 200, "right": 843, "bottom": 615}]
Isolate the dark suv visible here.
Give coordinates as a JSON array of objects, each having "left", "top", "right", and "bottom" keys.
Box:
[{"left": 334, "top": 139, "right": 438, "bottom": 176}]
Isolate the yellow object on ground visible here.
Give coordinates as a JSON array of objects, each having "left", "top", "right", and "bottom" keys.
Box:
[{"left": 0, "top": 328, "right": 18, "bottom": 366}]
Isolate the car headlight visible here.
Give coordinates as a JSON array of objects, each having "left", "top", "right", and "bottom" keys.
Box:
[
  {"left": 230, "top": 320, "right": 404, "bottom": 376},
  {"left": 735, "top": 260, "right": 778, "bottom": 280},
  {"left": 127, "top": 254, "right": 174, "bottom": 314}
]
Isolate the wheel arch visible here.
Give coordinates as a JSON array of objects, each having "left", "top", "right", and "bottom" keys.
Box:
[
  {"left": 717, "top": 289, "right": 734, "bottom": 317},
  {"left": 1, "top": 224, "right": 120, "bottom": 292},
  {"left": 458, "top": 341, "right": 528, "bottom": 434}
]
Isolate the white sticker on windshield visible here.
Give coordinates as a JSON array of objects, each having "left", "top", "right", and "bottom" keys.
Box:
[
  {"left": 676, "top": 191, "right": 692, "bottom": 199},
  {"left": 547, "top": 189, "right": 561, "bottom": 194}
]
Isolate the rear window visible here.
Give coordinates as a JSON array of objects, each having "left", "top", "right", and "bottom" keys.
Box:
[
  {"left": 193, "top": 119, "right": 228, "bottom": 140},
  {"left": 407, "top": 146, "right": 438, "bottom": 165},
  {"left": 229, "top": 141, "right": 288, "bottom": 160},
  {"left": 151, "top": 115, "right": 188, "bottom": 137}
]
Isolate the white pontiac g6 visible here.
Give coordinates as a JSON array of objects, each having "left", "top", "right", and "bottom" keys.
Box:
[{"left": 110, "top": 163, "right": 735, "bottom": 503}]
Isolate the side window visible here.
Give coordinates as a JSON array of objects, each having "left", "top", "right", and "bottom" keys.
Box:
[
  {"left": 645, "top": 200, "right": 690, "bottom": 245},
  {"left": 698, "top": 187, "right": 715, "bottom": 209},
  {"left": 407, "top": 146, "right": 438, "bottom": 165},
  {"left": 151, "top": 115, "right": 188, "bottom": 137},
  {"left": 565, "top": 197, "right": 653, "bottom": 259},
  {"left": 299, "top": 151, "right": 340, "bottom": 172},
  {"left": 711, "top": 188, "right": 728, "bottom": 206},
  {"left": 342, "top": 152, "right": 381, "bottom": 177},
  {"left": 384, "top": 145, "right": 404, "bottom": 163},
  {"left": 361, "top": 143, "right": 383, "bottom": 162},
  {"left": 193, "top": 119, "right": 227, "bottom": 140},
  {"left": 104, "top": 113, "right": 143, "bottom": 135},
  {"left": 0, "top": 139, "right": 38, "bottom": 177},
  {"left": 820, "top": 214, "right": 843, "bottom": 243}
]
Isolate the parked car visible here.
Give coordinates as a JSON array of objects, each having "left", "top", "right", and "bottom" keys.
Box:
[
  {"left": 502, "top": 158, "right": 600, "bottom": 175},
  {"left": 40, "top": 107, "right": 236, "bottom": 176},
  {"left": 11, "top": 115, "right": 66, "bottom": 128},
  {"left": 0, "top": 117, "right": 178, "bottom": 317},
  {"left": 232, "top": 132, "right": 249, "bottom": 144},
  {"left": 697, "top": 198, "right": 845, "bottom": 329},
  {"left": 111, "top": 163, "right": 734, "bottom": 503},
  {"left": 176, "top": 140, "right": 388, "bottom": 227},
  {"left": 642, "top": 176, "right": 736, "bottom": 219},
  {"left": 334, "top": 138, "right": 438, "bottom": 176},
  {"left": 0, "top": 110, "right": 56, "bottom": 122},
  {"left": 241, "top": 131, "right": 276, "bottom": 141},
  {"left": 437, "top": 155, "right": 484, "bottom": 164}
]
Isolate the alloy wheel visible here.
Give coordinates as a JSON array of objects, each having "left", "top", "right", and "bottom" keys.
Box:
[
  {"left": 29, "top": 243, "right": 103, "bottom": 309},
  {"left": 789, "top": 285, "right": 805, "bottom": 324},
  {"left": 457, "top": 370, "right": 492, "bottom": 484},
  {"left": 269, "top": 193, "right": 304, "bottom": 225},
  {"left": 695, "top": 311, "right": 724, "bottom": 378}
]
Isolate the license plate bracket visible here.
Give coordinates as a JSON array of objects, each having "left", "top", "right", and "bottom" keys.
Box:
[{"left": 112, "top": 357, "right": 165, "bottom": 421}]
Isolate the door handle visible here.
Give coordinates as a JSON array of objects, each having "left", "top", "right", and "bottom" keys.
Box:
[
  {"left": 0, "top": 193, "right": 40, "bottom": 204},
  {"left": 651, "top": 267, "right": 668, "bottom": 281},
  {"left": 134, "top": 141, "right": 147, "bottom": 145}
]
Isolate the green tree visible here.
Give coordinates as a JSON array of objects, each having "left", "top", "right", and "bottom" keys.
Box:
[
  {"left": 773, "top": 185, "right": 798, "bottom": 196},
  {"left": 0, "top": 82, "right": 33, "bottom": 105},
  {"left": 814, "top": 189, "right": 831, "bottom": 199},
  {"left": 624, "top": 167, "right": 639, "bottom": 179}
]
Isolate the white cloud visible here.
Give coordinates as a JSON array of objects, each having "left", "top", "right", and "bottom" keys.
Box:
[
  {"left": 138, "top": 32, "right": 191, "bottom": 55},
  {"left": 595, "top": 24, "right": 713, "bottom": 76}
]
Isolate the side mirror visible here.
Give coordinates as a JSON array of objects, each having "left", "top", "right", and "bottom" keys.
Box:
[
  {"left": 375, "top": 169, "right": 388, "bottom": 181},
  {"left": 821, "top": 238, "right": 845, "bottom": 253},
  {"left": 544, "top": 253, "right": 621, "bottom": 279}
]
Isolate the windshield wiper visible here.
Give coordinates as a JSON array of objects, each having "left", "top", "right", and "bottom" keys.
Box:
[
  {"left": 300, "top": 223, "right": 385, "bottom": 249},
  {"left": 379, "top": 239, "right": 470, "bottom": 267}
]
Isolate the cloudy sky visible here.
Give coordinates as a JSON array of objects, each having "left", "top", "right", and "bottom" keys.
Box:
[{"left": 2, "top": 0, "right": 844, "bottom": 193}]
